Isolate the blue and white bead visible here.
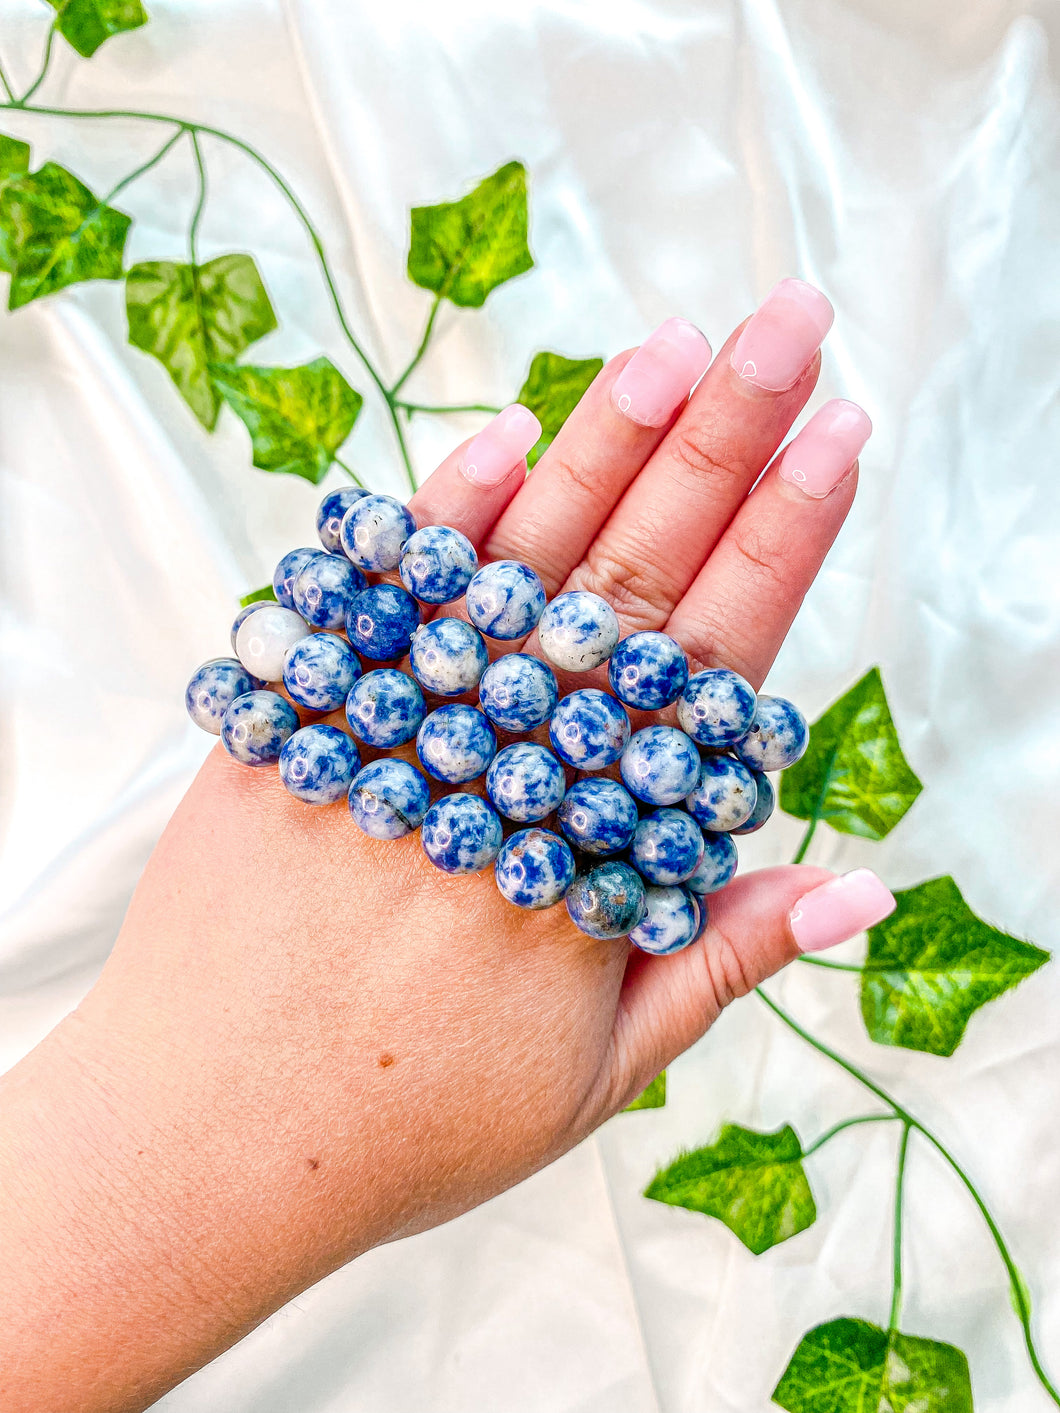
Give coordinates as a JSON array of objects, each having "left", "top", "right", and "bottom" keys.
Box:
[
  {"left": 565, "top": 861, "right": 646, "bottom": 939},
  {"left": 735, "top": 695, "right": 809, "bottom": 772},
  {"left": 316, "top": 486, "right": 368, "bottom": 554},
  {"left": 399, "top": 524, "right": 478, "bottom": 604},
  {"left": 348, "top": 758, "right": 431, "bottom": 839},
  {"left": 537, "top": 590, "right": 620, "bottom": 672},
  {"left": 549, "top": 689, "right": 630, "bottom": 770},
  {"left": 345, "top": 583, "right": 420, "bottom": 661},
  {"left": 345, "top": 668, "right": 425, "bottom": 748},
  {"left": 685, "top": 754, "right": 758, "bottom": 832},
  {"left": 279, "top": 724, "right": 360, "bottom": 805},
  {"left": 629, "top": 886, "right": 700, "bottom": 955},
  {"left": 340, "top": 493, "right": 417, "bottom": 571},
  {"left": 686, "top": 831, "right": 738, "bottom": 895},
  {"left": 292, "top": 551, "right": 366, "bottom": 630},
  {"left": 478, "top": 653, "right": 558, "bottom": 732},
  {"left": 630, "top": 809, "right": 705, "bottom": 886},
  {"left": 220, "top": 689, "right": 299, "bottom": 766},
  {"left": 677, "top": 668, "right": 757, "bottom": 748},
  {"left": 464, "top": 560, "right": 547, "bottom": 640},
  {"left": 272, "top": 547, "right": 318, "bottom": 610},
  {"left": 235, "top": 604, "right": 311, "bottom": 682},
  {"left": 607, "top": 631, "right": 689, "bottom": 710},
  {"left": 409, "top": 618, "right": 488, "bottom": 697},
  {"left": 416, "top": 704, "right": 497, "bottom": 783},
  {"left": 282, "top": 632, "right": 360, "bottom": 711},
  {"left": 691, "top": 892, "right": 709, "bottom": 941},
  {"left": 557, "top": 777, "right": 639, "bottom": 856},
  {"left": 185, "top": 657, "right": 256, "bottom": 734},
  {"left": 732, "top": 770, "right": 776, "bottom": 834},
  {"left": 494, "top": 829, "right": 576, "bottom": 909},
  {"left": 485, "top": 743, "right": 567, "bottom": 823},
  {"left": 421, "top": 793, "right": 504, "bottom": 874},
  {"left": 620, "top": 725, "right": 701, "bottom": 806},
  {"left": 230, "top": 601, "right": 263, "bottom": 651}
]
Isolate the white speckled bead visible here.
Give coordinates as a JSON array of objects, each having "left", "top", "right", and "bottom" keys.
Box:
[
  {"left": 409, "top": 617, "right": 489, "bottom": 697},
  {"left": 537, "top": 590, "right": 620, "bottom": 672},
  {"left": 235, "top": 604, "right": 311, "bottom": 682}
]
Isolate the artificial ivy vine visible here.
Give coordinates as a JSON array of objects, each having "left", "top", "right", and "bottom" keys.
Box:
[{"left": 0, "top": 7, "right": 1054, "bottom": 1408}]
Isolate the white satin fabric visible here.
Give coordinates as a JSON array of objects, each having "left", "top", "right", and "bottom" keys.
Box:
[{"left": 2, "top": 0, "right": 1059, "bottom": 1407}]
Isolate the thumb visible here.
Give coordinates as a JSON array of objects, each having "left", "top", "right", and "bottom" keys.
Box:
[{"left": 607, "top": 866, "right": 896, "bottom": 1111}]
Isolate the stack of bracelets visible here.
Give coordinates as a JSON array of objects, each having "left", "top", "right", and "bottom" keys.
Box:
[{"left": 185, "top": 486, "right": 809, "bottom": 955}]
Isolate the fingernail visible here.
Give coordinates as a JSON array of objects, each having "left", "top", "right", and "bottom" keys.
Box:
[
  {"left": 778, "top": 399, "right": 872, "bottom": 498},
  {"left": 610, "top": 317, "right": 712, "bottom": 427},
  {"left": 461, "top": 404, "right": 542, "bottom": 488},
  {"left": 730, "top": 279, "right": 834, "bottom": 391},
  {"left": 789, "top": 869, "right": 896, "bottom": 953}
]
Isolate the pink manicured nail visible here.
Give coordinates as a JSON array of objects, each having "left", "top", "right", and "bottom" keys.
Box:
[
  {"left": 730, "top": 279, "right": 834, "bottom": 391},
  {"left": 777, "top": 399, "right": 872, "bottom": 498},
  {"left": 789, "top": 869, "right": 896, "bottom": 953},
  {"left": 461, "top": 404, "right": 542, "bottom": 488},
  {"left": 610, "top": 317, "right": 712, "bottom": 427}
]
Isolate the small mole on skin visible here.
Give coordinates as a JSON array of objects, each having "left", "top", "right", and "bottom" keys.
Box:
[
  {"left": 306, "top": 1157, "right": 320, "bottom": 1171},
  {"left": 378, "top": 1053, "right": 396, "bottom": 1068}
]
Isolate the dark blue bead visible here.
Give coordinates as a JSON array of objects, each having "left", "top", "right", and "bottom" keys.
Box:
[
  {"left": 620, "top": 725, "right": 700, "bottom": 806},
  {"left": 685, "top": 755, "right": 758, "bottom": 831},
  {"left": 316, "top": 486, "right": 369, "bottom": 554},
  {"left": 416, "top": 705, "right": 497, "bottom": 783},
  {"left": 348, "top": 758, "right": 431, "bottom": 839},
  {"left": 421, "top": 793, "right": 504, "bottom": 874},
  {"left": 629, "top": 886, "right": 700, "bottom": 955},
  {"left": 486, "top": 743, "right": 567, "bottom": 822},
  {"left": 478, "top": 653, "right": 558, "bottom": 732},
  {"left": 346, "top": 583, "right": 420, "bottom": 661},
  {"left": 495, "top": 829, "right": 576, "bottom": 909},
  {"left": 220, "top": 689, "right": 299, "bottom": 766},
  {"left": 735, "top": 695, "right": 809, "bottom": 772},
  {"left": 630, "top": 809, "right": 704, "bottom": 885},
  {"left": 186, "top": 657, "right": 256, "bottom": 734},
  {"left": 282, "top": 633, "right": 360, "bottom": 711},
  {"left": 565, "top": 861, "right": 646, "bottom": 939},
  {"left": 608, "top": 631, "right": 689, "bottom": 710},
  {"left": 345, "top": 668, "right": 425, "bottom": 748},
  {"left": 272, "top": 547, "right": 318, "bottom": 610},
  {"left": 465, "top": 560, "right": 547, "bottom": 639},
  {"left": 399, "top": 524, "right": 478, "bottom": 604},
  {"left": 557, "top": 777, "right": 639, "bottom": 856},
  {"left": 677, "top": 668, "right": 757, "bottom": 748},
  {"left": 292, "top": 550, "right": 366, "bottom": 630},
  {"left": 732, "top": 770, "right": 776, "bottom": 834},
  {"left": 549, "top": 689, "right": 630, "bottom": 770},
  {"left": 686, "top": 832, "right": 738, "bottom": 895},
  {"left": 279, "top": 724, "right": 360, "bottom": 804}
]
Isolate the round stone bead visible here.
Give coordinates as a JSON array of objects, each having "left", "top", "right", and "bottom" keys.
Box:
[
  {"left": 399, "top": 524, "right": 478, "bottom": 604},
  {"left": 565, "top": 861, "right": 646, "bottom": 939},
  {"left": 685, "top": 755, "right": 758, "bottom": 832},
  {"left": 292, "top": 551, "right": 366, "bottom": 630},
  {"left": 495, "top": 829, "right": 576, "bottom": 910},
  {"left": 607, "top": 631, "right": 689, "bottom": 710},
  {"left": 620, "top": 725, "right": 701, "bottom": 806},
  {"left": 735, "top": 695, "right": 809, "bottom": 772},
  {"left": 677, "top": 668, "right": 757, "bottom": 748},
  {"left": 557, "top": 777, "right": 639, "bottom": 856},
  {"left": 629, "top": 886, "right": 700, "bottom": 955},
  {"left": 421, "top": 793, "right": 504, "bottom": 874},
  {"left": 282, "top": 632, "right": 360, "bottom": 711},
  {"left": 340, "top": 493, "right": 417, "bottom": 571},
  {"left": 185, "top": 657, "right": 256, "bottom": 734},
  {"left": 464, "top": 560, "right": 547, "bottom": 640},
  {"left": 235, "top": 604, "right": 311, "bottom": 682},
  {"left": 230, "top": 601, "right": 262, "bottom": 651},
  {"left": 345, "top": 583, "right": 420, "bottom": 661},
  {"left": 220, "top": 689, "right": 299, "bottom": 766},
  {"left": 348, "top": 758, "right": 430, "bottom": 839},
  {"left": 409, "top": 618, "right": 488, "bottom": 697},
  {"left": 691, "top": 892, "right": 709, "bottom": 942},
  {"left": 486, "top": 743, "right": 567, "bottom": 823},
  {"left": 316, "top": 486, "right": 368, "bottom": 554},
  {"left": 345, "top": 668, "right": 425, "bottom": 748},
  {"left": 686, "top": 831, "right": 738, "bottom": 895},
  {"left": 273, "top": 547, "right": 318, "bottom": 610},
  {"left": 630, "top": 809, "right": 705, "bottom": 886},
  {"left": 416, "top": 704, "right": 497, "bottom": 783},
  {"left": 537, "top": 590, "right": 620, "bottom": 672},
  {"left": 279, "top": 724, "right": 360, "bottom": 805},
  {"left": 732, "top": 770, "right": 776, "bottom": 835},
  {"left": 478, "top": 653, "right": 558, "bottom": 732},
  {"left": 549, "top": 689, "right": 630, "bottom": 770}
]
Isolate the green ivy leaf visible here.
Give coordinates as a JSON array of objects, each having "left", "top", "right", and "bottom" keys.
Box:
[
  {"left": 126, "top": 254, "right": 277, "bottom": 430},
  {"left": 210, "top": 357, "right": 362, "bottom": 484},
  {"left": 644, "top": 1123, "right": 815, "bottom": 1254},
  {"left": 517, "top": 351, "right": 603, "bottom": 468},
  {"left": 0, "top": 162, "right": 131, "bottom": 310},
  {"left": 624, "top": 1071, "right": 666, "bottom": 1111},
  {"left": 861, "top": 876, "right": 1049, "bottom": 1056},
  {"left": 0, "top": 134, "right": 31, "bottom": 274},
  {"left": 45, "top": 0, "right": 148, "bottom": 59},
  {"left": 772, "top": 1317, "right": 972, "bottom": 1412},
  {"left": 780, "top": 666, "right": 923, "bottom": 841},
  {"left": 408, "top": 160, "right": 533, "bottom": 308},
  {"left": 239, "top": 584, "right": 278, "bottom": 609}
]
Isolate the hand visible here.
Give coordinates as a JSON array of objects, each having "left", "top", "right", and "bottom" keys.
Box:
[{"left": 0, "top": 285, "right": 890, "bottom": 1413}]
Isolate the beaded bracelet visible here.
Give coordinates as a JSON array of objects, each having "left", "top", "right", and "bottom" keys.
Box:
[{"left": 185, "top": 485, "right": 809, "bottom": 954}]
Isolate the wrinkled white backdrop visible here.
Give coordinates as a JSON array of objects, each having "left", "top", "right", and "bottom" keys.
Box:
[{"left": 2, "top": 0, "right": 1059, "bottom": 1408}]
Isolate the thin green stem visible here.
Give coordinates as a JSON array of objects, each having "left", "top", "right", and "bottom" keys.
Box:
[
  {"left": 187, "top": 129, "right": 207, "bottom": 266},
  {"left": 796, "top": 955, "right": 864, "bottom": 972},
  {"left": 103, "top": 124, "right": 186, "bottom": 205},
  {"left": 888, "top": 1122, "right": 912, "bottom": 1333},
  {"left": 397, "top": 400, "right": 504, "bottom": 417},
  {"left": 332, "top": 454, "right": 364, "bottom": 488},
  {"left": 791, "top": 817, "right": 818, "bottom": 865},
  {"left": 19, "top": 23, "right": 55, "bottom": 106},
  {"left": 391, "top": 292, "right": 441, "bottom": 397},
  {"left": 803, "top": 1112, "right": 900, "bottom": 1158},
  {"left": 0, "top": 56, "right": 16, "bottom": 103}
]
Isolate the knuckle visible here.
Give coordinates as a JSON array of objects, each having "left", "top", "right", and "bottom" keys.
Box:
[
  {"left": 700, "top": 925, "right": 756, "bottom": 1009},
  {"left": 666, "top": 421, "right": 748, "bottom": 493},
  {"left": 575, "top": 541, "right": 670, "bottom": 631},
  {"left": 728, "top": 523, "right": 788, "bottom": 601}
]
